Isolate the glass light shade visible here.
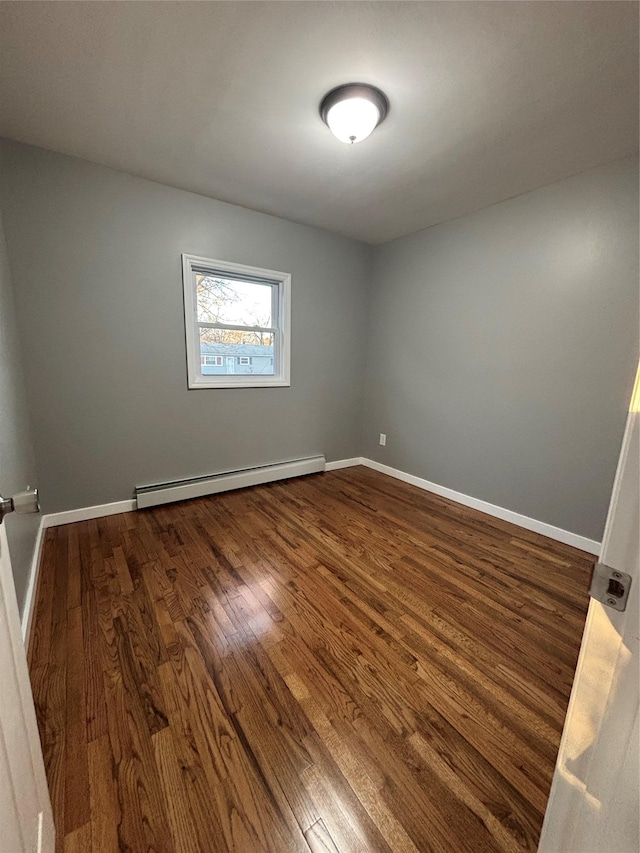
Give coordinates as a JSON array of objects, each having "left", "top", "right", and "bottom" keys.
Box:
[
  {"left": 326, "top": 97, "right": 381, "bottom": 144},
  {"left": 320, "top": 83, "right": 389, "bottom": 145}
]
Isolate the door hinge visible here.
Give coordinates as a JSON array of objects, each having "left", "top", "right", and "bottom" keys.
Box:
[
  {"left": 589, "top": 562, "right": 632, "bottom": 612},
  {"left": 0, "top": 487, "right": 39, "bottom": 524}
]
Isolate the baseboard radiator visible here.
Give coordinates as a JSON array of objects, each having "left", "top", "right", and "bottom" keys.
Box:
[{"left": 135, "top": 455, "right": 326, "bottom": 509}]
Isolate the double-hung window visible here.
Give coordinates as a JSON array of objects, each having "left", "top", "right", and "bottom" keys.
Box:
[{"left": 182, "top": 254, "right": 291, "bottom": 388}]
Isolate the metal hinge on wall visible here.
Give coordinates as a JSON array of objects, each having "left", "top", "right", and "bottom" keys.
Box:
[
  {"left": 589, "top": 562, "right": 632, "bottom": 612},
  {"left": 0, "top": 487, "right": 40, "bottom": 524}
]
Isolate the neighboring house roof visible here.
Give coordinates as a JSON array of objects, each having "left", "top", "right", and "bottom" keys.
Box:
[{"left": 200, "top": 342, "right": 273, "bottom": 357}]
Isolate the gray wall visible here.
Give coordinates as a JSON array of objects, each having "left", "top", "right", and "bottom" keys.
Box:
[
  {"left": 1, "top": 140, "right": 636, "bottom": 544},
  {"left": 0, "top": 141, "right": 370, "bottom": 513},
  {"left": 0, "top": 206, "right": 39, "bottom": 613},
  {"left": 362, "top": 157, "right": 639, "bottom": 541}
]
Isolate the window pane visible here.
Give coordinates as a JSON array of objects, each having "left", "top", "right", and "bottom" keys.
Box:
[
  {"left": 199, "top": 329, "right": 275, "bottom": 376},
  {"left": 195, "top": 274, "right": 274, "bottom": 327}
]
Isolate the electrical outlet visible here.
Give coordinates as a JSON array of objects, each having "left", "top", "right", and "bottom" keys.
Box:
[{"left": 379, "top": 433, "right": 386, "bottom": 446}]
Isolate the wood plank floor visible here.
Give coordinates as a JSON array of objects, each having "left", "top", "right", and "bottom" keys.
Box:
[{"left": 28, "top": 466, "right": 593, "bottom": 853}]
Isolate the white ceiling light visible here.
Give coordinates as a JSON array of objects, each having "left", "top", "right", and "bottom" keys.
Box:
[{"left": 320, "top": 83, "right": 389, "bottom": 144}]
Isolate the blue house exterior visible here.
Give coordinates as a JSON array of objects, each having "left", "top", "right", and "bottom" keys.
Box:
[{"left": 200, "top": 342, "right": 275, "bottom": 376}]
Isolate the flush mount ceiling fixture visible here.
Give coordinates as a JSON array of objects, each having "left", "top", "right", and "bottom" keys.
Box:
[{"left": 320, "top": 83, "right": 389, "bottom": 144}]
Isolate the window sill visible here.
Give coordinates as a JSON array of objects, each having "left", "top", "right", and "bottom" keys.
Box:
[{"left": 188, "top": 378, "right": 290, "bottom": 389}]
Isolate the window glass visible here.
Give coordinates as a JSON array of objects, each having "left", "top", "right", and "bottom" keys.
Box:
[{"left": 195, "top": 275, "right": 274, "bottom": 327}]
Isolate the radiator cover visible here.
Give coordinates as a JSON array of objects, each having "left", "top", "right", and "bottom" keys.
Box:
[{"left": 135, "top": 455, "right": 326, "bottom": 509}]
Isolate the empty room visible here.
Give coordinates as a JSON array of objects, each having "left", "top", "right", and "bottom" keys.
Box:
[{"left": 0, "top": 2, "right": 638, "bottom": 852}]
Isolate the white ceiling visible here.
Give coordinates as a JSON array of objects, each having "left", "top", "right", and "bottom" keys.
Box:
[{"left": 0, "top": 1, "right": 637, "bottom": 244}]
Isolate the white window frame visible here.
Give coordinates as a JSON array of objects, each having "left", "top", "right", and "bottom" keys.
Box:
[
  {"left": 182, "top": 254, "right": 291, "bottom": 389},
  {"left": 203, "top": 355, "right": 223, "bottom": 366}
]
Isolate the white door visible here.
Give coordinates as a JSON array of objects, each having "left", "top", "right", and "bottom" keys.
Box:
[
  {"left": 0, "top": 521, "right": 55, "bottom": 852},
  {"left": 538, "top": 366, "right": 639, "bottom": 852}
]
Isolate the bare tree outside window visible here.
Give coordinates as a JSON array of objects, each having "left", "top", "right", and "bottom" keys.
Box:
[
  {"left": 196, "top": 276, "right": 239, "bottom": 323},
  {"left": 196, "top": 275, "right": 273, "bottom": 345}
]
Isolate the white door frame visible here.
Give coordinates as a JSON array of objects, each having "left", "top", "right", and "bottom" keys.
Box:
[
  {"left": 0, "top": 522, "right": 55, "bottom": 852},
  {"left": 539, "top": 367, "right": 639, "bottom": 852}
]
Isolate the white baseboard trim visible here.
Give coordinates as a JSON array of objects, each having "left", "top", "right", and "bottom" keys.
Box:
[
  {"left": 21, "top": 519, "right": 46, "bottom": 647},
  {"left": 325, "top": 457, "right": 363, "bottom": 471},
  {"left": 42, "top": 499, "right": 136, "bottom": 529},
  {"left": 361, "top": 458, "right": 601, "bottom": 555}
]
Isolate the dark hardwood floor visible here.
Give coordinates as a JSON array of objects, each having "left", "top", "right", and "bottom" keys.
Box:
[{"left": 27, "top": 466, "right": 593, "bottom": 853}]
